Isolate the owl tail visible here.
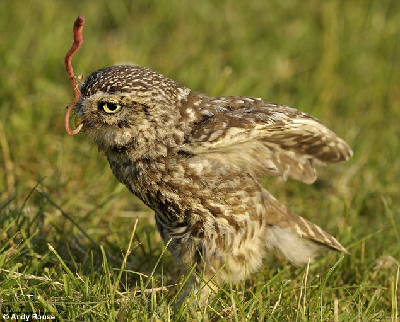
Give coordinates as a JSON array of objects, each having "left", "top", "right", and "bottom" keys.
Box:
[{"left": 264, "top": 192, "right": 349, "bottom": 265}]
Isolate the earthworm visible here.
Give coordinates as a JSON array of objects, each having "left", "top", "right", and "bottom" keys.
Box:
[{"left": 64, "top": 15, "right": 85, "bottom": 135}]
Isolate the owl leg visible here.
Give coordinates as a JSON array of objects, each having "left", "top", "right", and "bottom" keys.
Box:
[
  {"left": 155, "top": 213, "right": 221, "bottom": 304},
  {"left": 176, "top": 269, "right": 219, "bottom": 308},
  {"left": 176, "top": 274, "right": 195, "bottom": 307}
]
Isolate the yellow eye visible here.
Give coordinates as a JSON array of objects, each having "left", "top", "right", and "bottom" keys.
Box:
[{"left": 100, "top": 102, "right": 122, "bottom": 114}]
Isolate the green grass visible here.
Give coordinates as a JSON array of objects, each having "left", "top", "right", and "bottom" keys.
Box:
[{"left": 0, "top": 0, "right": 399, "bottom": 320}]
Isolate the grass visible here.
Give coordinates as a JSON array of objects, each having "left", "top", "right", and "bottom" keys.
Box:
[{"left": 0, "top": 0, "right": 399, "bottom": 320}]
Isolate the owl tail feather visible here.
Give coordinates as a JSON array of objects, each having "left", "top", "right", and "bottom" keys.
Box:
[
  {"left": 264, "top": 193, "right": 348, "bottom": 265},
  {"left": 266, "top": 225, "right": 348, "bottom": 265}
]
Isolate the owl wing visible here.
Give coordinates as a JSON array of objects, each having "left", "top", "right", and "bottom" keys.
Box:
[{"left": 180, "top": 96, "right": 352, "bottom": 183}]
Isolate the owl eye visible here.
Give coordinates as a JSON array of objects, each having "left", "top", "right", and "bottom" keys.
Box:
[{"left": 99, "top": 102, "right": 122, "bottom": 114}]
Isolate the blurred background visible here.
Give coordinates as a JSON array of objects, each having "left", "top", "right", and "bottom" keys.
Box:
[{"left": 0, "top": 0, "right": 399, "bottom": 317}]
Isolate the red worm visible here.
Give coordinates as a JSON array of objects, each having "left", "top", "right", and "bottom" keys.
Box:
[{"left": 64, "top": 15, "right": 85, "bottom": 135}]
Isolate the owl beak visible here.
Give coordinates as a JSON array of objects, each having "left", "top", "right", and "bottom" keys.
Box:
[{"left": 74, "top": 114, "right": 84, "bottom": 128}]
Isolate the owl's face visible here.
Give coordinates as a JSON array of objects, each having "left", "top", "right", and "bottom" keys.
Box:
[
  {"left": 75, "top": 65, "right": 190, "bottom": 152},
  {"left": 76, "top": 90, "right": 152, "bottom": 152}
]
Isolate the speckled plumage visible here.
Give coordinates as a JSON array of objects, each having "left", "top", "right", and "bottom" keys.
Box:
[{"left": 75, "top": 64, "right": 352, "bottom": 299}]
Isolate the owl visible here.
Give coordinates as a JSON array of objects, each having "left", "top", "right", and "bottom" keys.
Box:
[{"left": 69, "top": 64, "right": 352, "bottom": 301}]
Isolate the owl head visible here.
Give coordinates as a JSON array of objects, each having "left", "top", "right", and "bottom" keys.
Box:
[{"left": 74, "top": 65, "right": 191, "bottom": 153}]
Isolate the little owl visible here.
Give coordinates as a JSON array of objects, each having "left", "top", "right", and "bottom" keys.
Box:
[{"left": 69, "top": 64, "right": 352, "bottom": 300}]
